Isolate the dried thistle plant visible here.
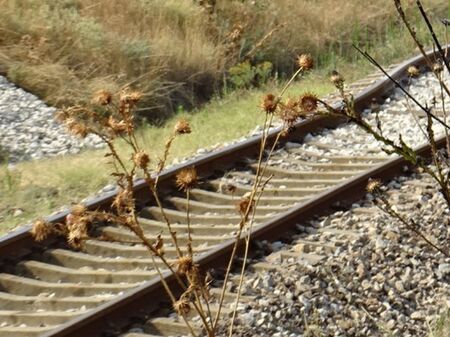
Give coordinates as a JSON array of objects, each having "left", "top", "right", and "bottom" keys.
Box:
[{"left": 30, "top": 50, "right": 317, "bottom": 336}]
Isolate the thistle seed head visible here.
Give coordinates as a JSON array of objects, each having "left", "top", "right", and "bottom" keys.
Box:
[
  {"left": 65, "top": 118, "right": 89, "bottom": 138},
  {"left": 299, "top": 93, "right": 319, "bottom": 113},
  {"left": 330, "top": 70, "right": 344, "bottom": 87},
  {"left": 407, "top": 65, "right": 420, "bottom": 77},
  {"left": 278, "top": 99, "right": 301, "bottom": 127},
  {"left": 297, "top": 54, "right": 314, "bottom": 70},
  {"left": 71, "top": 204, "right": 87, "bottom": 216},
  {"left": 262, "top": 94, "right": 278, "bottom": 114},
  {"left": 67, "top": 221, "right": 89, "bottom": 249},
  {"left": 107, "top": 116, "right": 128, "bottom": 135},
  {"left": 366, "top": 179, "right": 382, "bottom": 193},
  {"left": 120, "top": 90, "right": 143, "bottom": 105},
  {"left": 176, "top": 255, "right": 194, "bottom": 275},
  {"left": 112, "top": 189, "right": 134, "bottom": 213},
  {"left": 176, "top": 167, "right": 198, "bottom": 191},
  {"left": 31, "top": 219, "right": 52, "bottom": 242},
  {"left": 133, "top": 151, "right": 150, "bottom": 170},
  {"left": 92, "top": 90, "right": 112, "bottom": 106},
  {"left": 173, "top": 298, "right": 191, "bottom": 316},
  {"left": 433, "top": 63, "right": 444, "bottom": 74},
  {"left": 174, "top": 119, "right": 191, "bottom": 135}
]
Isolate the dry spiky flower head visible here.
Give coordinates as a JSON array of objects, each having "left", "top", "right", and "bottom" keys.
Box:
[
  {"left": 297, "top": 54, "right": 314, "bottom": 70},
  {"left": 112, "top": 189, "right": 134, "bottom": 213},
  {"left": 176, "top": 167, "right": 198, "bottom": 191},
  {"left": 330, "top": 70, "right": 344, "bottom": 87},
  {"left": 173, "top": 298, "right": 191, "bottom": 316},
  {"left": 278, "top": 99, "right": 301, "bottom": 128},
  {"left": 120, "top": 89, "right": 143, "bottom": 105},
  {"left": 133, "top": 151, "right": 150, "bottom": 170},
  {"left": 107, "top": 116, "right": 128, "bottom": 136},
  {"left": 71, "top": 204, "right": 87, "bottom": 216},
  {"left": 65, "top": 118, "right": 89, "bottom": 138},
  {"left": 433, "top": 63, "right": 444, "bottom": 74},
  {"left": 262, "top": 94, "right": 278, "bottom": 114},
  {"left": 176, "top": 255, "right": 194, "bottom": 275},
  {"left": 236, "top": 192, "right": 255, "bottom": 216},
  {"left": 174, "top": 119, "right": 191, "bottom": 135},
  {"left": 92, "top": 90, "right": 112, "bottom": 106},
  {"left": 407, "top": 65, "right": 420, "bottom": 78},
  {"left": 67, "top": 221, "right": 89, "bottom": 248},
  {"left": 299, "top": 93, "right": 318, "bottom": 113},
  {"left": 31, "top": 219, "right": 52, "bottom": 242},
  {"left": 366, "top": 179, "right": 382, "bottom": 193}
]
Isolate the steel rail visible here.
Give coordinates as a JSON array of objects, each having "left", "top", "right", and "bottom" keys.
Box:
[{"left": 1, "top": 46, "right": 448, "bottom": 336}]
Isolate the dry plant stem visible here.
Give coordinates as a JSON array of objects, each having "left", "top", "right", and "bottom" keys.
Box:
[
  {"left": 186, "top": 189, "right": 193, "bottom": 257},
  {"left": 211, "top": 113, "right": 271, "bottom": 330},
  {"left": 424, "top": 115, "right": 450, "bottom": 206},
  {"left": 445, "top": 26, "right": 449, "bottom": 59},
  {"left": 125, "top": 134, "right": 211, "bottom": 335},
  {"left": 415, "top": 0, "right": 450, "bottom": 75},
  {"left": 393, "top": 0, "right": 450, "bottom": 98},
  {"left": 100, "top": 135, "right": 130, "bottom": 176},
  {"left": 279, "top": 68, "right": 304, "bottom": 99},
  {"left": 216, "top": 66, "right": 304, "bottom": 330},
  {"left": 374, "top": 194, "right": 449, "bottom": 257},
  {"left": 353, "top": 45, "right": 450, "bottom": 130},
  {"left": 144, "top": 171, "right": 183, "bottom": 259},
  {"left": 227, "top": 175, "right": 274, "bottom": 336},
  {"left": 156, "top": 135, "right": 176, "bottom": 184},
  {"left": 405, "top": 78, "right": 428, "bottom": 138},
  {"left": 437, "top": 71, "right": 450, "bottom": 155},
  {"left": 185, "top": 188, "right": 214, "bottom": 331},
  {"left": 326, "top": 92, "right": 450, "bottom": 247},
  {"left": 130, "top": 190, "right": 212, "bottom": 335},
  {"left": 226, "top": 130, "right": 282, "bottom": 335},
  {"left": 320, "top": 88, "right": 450, "bottom": 209}
]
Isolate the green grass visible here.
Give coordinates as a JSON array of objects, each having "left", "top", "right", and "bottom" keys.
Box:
[{"left": 430, "top": 309, "right": 450, "bottom": 337}]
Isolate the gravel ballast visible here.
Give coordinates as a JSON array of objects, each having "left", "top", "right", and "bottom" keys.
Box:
[
  {"left": 228, "top": 171, "right": 450, "bottom": 337},
  {"left": 0, "top": 75, "right": 103, "bottom": 162}
]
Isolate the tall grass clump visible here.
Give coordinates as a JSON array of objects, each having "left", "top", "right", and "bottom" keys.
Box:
[
  {"left": 0, "top": 0, "right": 448, "bottom": 121},
  {"left": 0, "top": 0, "right": 224, "bottom": 118}
]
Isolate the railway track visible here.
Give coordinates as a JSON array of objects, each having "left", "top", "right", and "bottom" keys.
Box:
[{"left": 0, "top": 48, "right": 448, "bottom": 337}]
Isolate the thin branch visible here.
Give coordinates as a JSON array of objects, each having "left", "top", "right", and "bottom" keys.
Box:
[
  {"left": 416, "top": 0, "right": 450, "bottom": 75},
  {"left": 353, "top": 44, "right": 450, "bottom": 130}
]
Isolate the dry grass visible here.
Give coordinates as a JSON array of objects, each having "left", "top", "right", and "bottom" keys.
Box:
[
  {"left": 0, "top": 0, "right": 447, "bottom": 120},
  {"left": 0, "top": 0, "right": 223, "bottom": 117}
]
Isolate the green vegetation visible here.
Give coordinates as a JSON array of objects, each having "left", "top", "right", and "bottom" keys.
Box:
[{"left": 430, "top": 309, "right": 450, "bottom": 337}]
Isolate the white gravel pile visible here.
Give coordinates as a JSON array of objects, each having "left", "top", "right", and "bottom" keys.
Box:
[{"left": 0, "top": 76, "right": 104, "bottom": 162}]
